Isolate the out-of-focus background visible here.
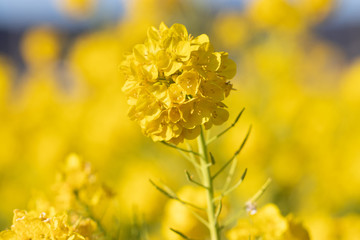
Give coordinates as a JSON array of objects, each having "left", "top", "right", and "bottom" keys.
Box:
[{"left": 1, "top": 0, "right": 360, "bottom": 239}]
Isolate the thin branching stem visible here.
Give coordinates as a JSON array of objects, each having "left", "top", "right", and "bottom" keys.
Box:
[
  {"left": 209, "top": 152, "right": 216, "bottom": 165},
  {"left": 177, "top": 149, "right": 202, "bottom": 169},
  {"left": 149, "top": 179, "right": 209, "bottom": 226},
  {"left": 185, "top": 170, "right": 208, "bottom": 189},
  {"left": 221, "top": 208, "right": 246, "bottom": 229},
  {"left": 170, "top": 228, "right": 193, "bottom": 240},
  {"left": 186, "top": 142, "right": 203, "bottom": 175},
  {"left": 214, "top": 199, "right": 223, "bottom": 223},
  {"left": 222, "top": 157, "right": 238, "bottom": 193},
  {"left": 149, "top": 179, "right": 205, "bottom": 211},
  {"left": 207, "top": 108, "right": 245, "bottom": 145},
  {"left": 222, "top": 178, "right": 272, "bottom": 228},
  {"left": 73, "top": 190, "right": 108, "bottom": 238},
  {"left": 197, "top": 127, "right": 221, "bottom": 240},
  {"left": 212, "top": 125, "right": 252, "bottom": 180},
  {"left": 247, "top": 178, "right": 272, "bottom": 204},
  {"left": 161, "top": 141, "right": 202, "bottom": 157},
  {"left": 214, "top": 168, "right": 247, "bottom": 202}
]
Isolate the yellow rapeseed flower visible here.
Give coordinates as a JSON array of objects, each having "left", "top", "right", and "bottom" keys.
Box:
[
  {"left": 227, "top": 204, "right": 310, "bottom": 240},
  {"left": 121, "top": 23, "right": 236, "bottom": 144},
  {"left": 0, "top": 210, "right": 86, "bottom": 240}
]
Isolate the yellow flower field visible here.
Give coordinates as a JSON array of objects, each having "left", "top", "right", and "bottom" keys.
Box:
[{"left": 0, "top": 0, "right": 359, "bottom": 239}]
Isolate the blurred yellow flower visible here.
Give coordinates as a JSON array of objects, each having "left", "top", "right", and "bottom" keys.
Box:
[
  {"left": 341, "top": 59, "right": 360, "bottom": 106},
  {"left": 0, "top": 154, "right": 118, "bottom": 239},
  {"left": 296, "top": 0, "right": 334, "bottom": 23},
  {"left": 121, "top": 22, "right": 236, "bottom": 144},
  {"left": 246, "top": 0, "right": 304, "bottom": 32},
  {"left": 117, "top": 160, "right": 171, "bottom": 222},
  {"left": 306, "top": 213, "right": 360, "bottom": 240},
  {"left": 0, "top": 56, "right": 13, "bottom": 106},
  {"left": 162, "top": 186, "right": 208, "bottom": 240},
  {"left": 20, "top": 26, "right": 61, "bottom": 67},
  {"left": 227, "top": 203, "right": 310, "bottom": 240},
  {"left": 53, "top": 154, "right": 115, "bottom": 216},
  {"left": 57, "top": 0, "right": 97, "bottom": 19},
  {"left": 213, "top": 13, "right": 249, "bottom": 49}
]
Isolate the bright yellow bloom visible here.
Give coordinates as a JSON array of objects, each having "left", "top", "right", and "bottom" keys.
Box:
[{"left": 121, "top": 22, "right": 236, "bottom": 144}]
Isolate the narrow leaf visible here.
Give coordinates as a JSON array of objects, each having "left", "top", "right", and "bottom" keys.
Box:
[
  {"left": 215, "top": 168, "right": 247, "bottom": 201},
  {"left": 215, "top": 199, "right": 223, "bottom": 222},
  {"left": 185, "top": 170, "right": 208, "bottom": 189},
  {"left": 209, "top": 152, "right": 216, "bottom": 165},
  {"left": 248, "top": 178, "right": 272, "bottom": 204},
  {"left": 161, "top": 141, "right": 201, "bottom": 157},
  {"left": 149, "top": 179, "right": 176, "bottom": 200},
  {"left": 212, "top": 125, "right": 252, "bottom": 179},
  {"left": 170, "top": 228, "right": 192, "bottom": 240}
]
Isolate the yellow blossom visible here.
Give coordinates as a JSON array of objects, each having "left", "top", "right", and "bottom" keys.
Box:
[
  {"left": 227, "top": 204, "right": 310, "bottom": 240},
  {"left": 0, "top": 210, "right": 85, "bottom": 240},
  {"left": 121, "top": 23, "right": 236, "bottom": 144}
]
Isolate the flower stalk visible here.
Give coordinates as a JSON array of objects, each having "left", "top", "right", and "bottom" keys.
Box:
[{"left": 197, "top": 127, "right": 221, "bottom": 240}]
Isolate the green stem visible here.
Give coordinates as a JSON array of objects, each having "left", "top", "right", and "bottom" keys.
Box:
[{"left": 197, "top": 127, "right": 221, "bottom": 240}]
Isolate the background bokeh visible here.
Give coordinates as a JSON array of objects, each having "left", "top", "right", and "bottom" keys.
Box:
[{"left": 1, "top": 0, "right": 360, "bottom": 239}]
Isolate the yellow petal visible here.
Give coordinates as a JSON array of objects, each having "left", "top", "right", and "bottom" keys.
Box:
[
  {"left": 147, "top": 26, "right": 160, "bottom": 43},
  {"left": 191, "top": 34, "right": 209, "bottom": 45},
  {"left": 165, "top": 123, "right": 182, "bottom": 140},
  {"left": 200, "top": 82, "right": 224, "bottom": 102},
  {"left": 208, "top": 52, "right": 222, "bottom": 71},
  {"left": 122, "top": 79, "right": 138, "bottom": 93},
  {"left": 156, "top": 50, "right": 171, "bottom": 69},
  {"left": 168, "top": 84, "right": 185, "bottom": 103},
  {"left": 142, "top": 64, "right": 158, "bottom": 81},
  {"left": 165, "top": 61, "right": 182, "bottom": 76},
  {"left": 170, "top": 23, "right": 188, "bottom": 39},
  {"left": 211, "top": 108, "right": 229, "bottom": 125},
  {"left": 183, "top": 126, "right": 201, "bottom": 140},
  {"left": 218, "top": 53, "right": 237, "bottom": 79},
  {"left": 159, "top": 22, "right": 169, "bottom": 33},
  {"left": 133, "top": 44, "right": 147, "bottom": 62},
  {"left": 175, "top": 41, "right": 191, "bottom": 61},
  {"left": 168, "top": 107, "right": 181, "bottom": 123},
  {"left": 151, "top": 84, "right": 168, "bottom": 102},
  {"left": 179, "top": 101, "right": 207, "bottom": 129},
  {"left": 176, "top": 71, "right": 200, "bottom": 96}
]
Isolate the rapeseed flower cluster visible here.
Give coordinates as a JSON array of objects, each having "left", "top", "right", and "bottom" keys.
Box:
[
  {"left": 0, "top": 210, "right": 91, "bottom": 240},
  {"left": 0, "top": 154, "right": 115, "bottom": 239},
  {"left": 1, "top": 0, "right": 360, "bottom": 238},
  {"left": 121, "top": 23, "right": 236, "bottom": 144}
]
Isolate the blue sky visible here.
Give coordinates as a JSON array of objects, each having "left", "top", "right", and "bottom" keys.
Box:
[
  {"left": 0, "top": 0, "right": 124, "bottom": 29},
  {"left": 0, "top": 0, "right": 359, "bottom": 29}
]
